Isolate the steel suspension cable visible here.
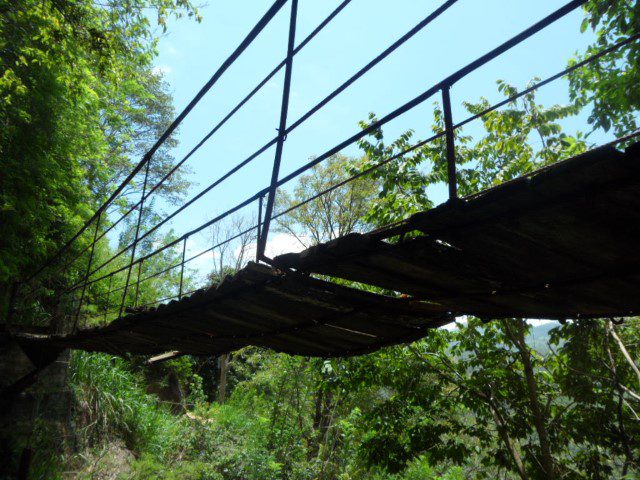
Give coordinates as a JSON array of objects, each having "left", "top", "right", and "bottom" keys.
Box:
[
  {"left": 68, "top": 0, "right": 590, "bottom": 294},
  {"left": 86, "top": 0, "right": 461, "bottom": 277},
  {"left": 67, "top": 0, "right": 355, "bottom": 271},
  {"left": 25, "top": 0, "right": 289, "bottom": 283}
]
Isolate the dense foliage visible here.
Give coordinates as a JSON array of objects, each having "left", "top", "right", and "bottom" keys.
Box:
[
  {"left": 2, "top": 1, "right": 640, "bottom": 479},
  {"left": 0, "top": 0, "right": 195, "bottom": 318}
]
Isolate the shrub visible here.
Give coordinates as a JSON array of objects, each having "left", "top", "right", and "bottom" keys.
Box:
[
  {"left": 69, "top": 351, "right": 183, "bottom": 456},
  {"left": 130, "top": 454, "right": 224, "bottom": 480}
]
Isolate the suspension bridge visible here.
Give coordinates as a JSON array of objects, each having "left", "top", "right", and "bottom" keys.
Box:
[{"left": 3, "top": 0, "right": 640, "bottom": 376}]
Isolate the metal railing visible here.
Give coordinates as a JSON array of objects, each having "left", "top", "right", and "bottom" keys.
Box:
[{"left": 12, "top": 0, "right": 640, "bottom": 330}]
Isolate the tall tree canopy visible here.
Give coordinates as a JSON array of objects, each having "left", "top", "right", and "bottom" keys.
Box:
[
  {"left": 0, "top": 0, "right": 197, "bottom": 286},
  {"left": 2, "top": 1, "right": 640, "bottom": 479},
  {"left": 569, "top": 0, "right": 640, "bottom": 136}
]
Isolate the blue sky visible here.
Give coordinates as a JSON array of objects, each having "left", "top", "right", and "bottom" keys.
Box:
[{"left": 141, "top": 0, "right": 602, "bottom": 279}]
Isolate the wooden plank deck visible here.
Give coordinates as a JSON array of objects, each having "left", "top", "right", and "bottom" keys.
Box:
[
  {"left": 14, "top": 141, "right": 640, "bottom": 358},
  {"left": 275, "top": 142, "right": 640, "bottom": 320},
  {"left": 15, "top": 263, "right": 450, "bottom": 357}
]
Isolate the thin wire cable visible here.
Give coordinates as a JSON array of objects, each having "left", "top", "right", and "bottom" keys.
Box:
[
  {"left": 85, "top": 0, "right": 462, "bottom": 277},
  {"left": 68, "top": 0, "right": 595, "bottom": 294},
  {"left": 277, "top": 0, "right": 589, "bottom": 189},
  {"left": 83, "top": 117, "right": 640, "bottom": 309},
  {"left": 454, "top": 32, "right": 640, "bottom": 132},
  {"left": 286, "top": 0, "right": 459, "bottom": 134},
  {"left": 50, "top": 0, "right": 355, "bottom": 280},
  {"left": 26, "top": 0, "right": 288, "bottom": 283}
]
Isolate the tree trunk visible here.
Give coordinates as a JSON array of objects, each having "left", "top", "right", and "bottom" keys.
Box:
[
  {"left": 505, "top": 320, "right": 555, "bottom": 480},
  {"left": 605, "top": 323, "right": 635, "bottom": 475},
  {"left": 607, "top": 320, "right": 640, "bottom": 388},
  {"left": 312, "top": 389, "right": 323, "bottom": 431},
  {"left": 218, "top": 353, "right": 229, "bottom": 403},
  {"left": 318, "top": 390, "right": 333, "bottom": 445},
  {"left": 487, "top": 395, "right": 529, "bottom": 480}
]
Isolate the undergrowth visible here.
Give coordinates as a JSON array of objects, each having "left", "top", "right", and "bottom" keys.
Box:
[
  {"left": 63, "top": 351, "right": 465, "bottom": 480},
  {"left": 70, "top": 351, "right": 183, "bottom": 456}
]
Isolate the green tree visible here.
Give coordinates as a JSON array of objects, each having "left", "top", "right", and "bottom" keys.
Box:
[
  {"left": 276, "top": 154, "right": 378, "bottom": 247},
  {"left": 569, "top": 0, "right": 640, "bottom": 137},
  {"left": 0, "top": 0, "right": 198, "bottom": 310},
  {"left": 355, "top": 81, "right": 585, "bottom": 228},
  {"left": 549, "top": 319, "right": 640, "bottom": 478}
]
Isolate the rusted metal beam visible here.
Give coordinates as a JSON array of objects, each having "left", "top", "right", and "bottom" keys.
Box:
[{"left": 258, "top": 0, "right": 298, "bottom": 260}]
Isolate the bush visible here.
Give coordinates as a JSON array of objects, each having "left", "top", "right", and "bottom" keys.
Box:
[
  {"left": 178, "top": 403, "right": 283, "bottom": 480},
  {"left": 358, "top": 457, "right": 465, "bottom": 480},
  {"left": 69, "top": 351, "right": 183, "bottom": 456},
  {"left": 130, "top": 454, "right": 224, "bottom": 480}
]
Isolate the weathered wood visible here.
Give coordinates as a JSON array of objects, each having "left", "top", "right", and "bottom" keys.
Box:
[
  {"left": 14, "top": 262, "right": 450, "bottom": 357},
  {"left": 276, "top": 141, "right": 640, "bottom": 320},
  {"left": 12, "top": 141, "right": 640, "bottom": 357}
]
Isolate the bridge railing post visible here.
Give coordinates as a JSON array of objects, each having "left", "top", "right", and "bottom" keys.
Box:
[
  {"left": 104, "top": 273, "right": 113, "bottom": 324},
  {"left": 119, "top": 158, "right": 152, "bottom": 317},
  {"left": 133, "top": 259, "right": 144, "bottom": 307},
  {"left": 256, "top": 194, "right": 264, "bottom": 262},
  {"left": 258, "top": 0, "right": 298, "bottom": 261},
  {"left": 441, "top": 84, "right": 457, "bottom": 200},
  {"left": 179, "top": 237, "right": 187, "bottom": 299},
  {"left": 73, "top": 211, "right": 101, "bottom": 331}
]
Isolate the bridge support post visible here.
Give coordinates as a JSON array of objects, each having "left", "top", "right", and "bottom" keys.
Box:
[
  {"left": 179, "top": 237, "right": 187, "bottom": 299},
  {"left": 441, "top": 85, "right": 457, "bottom": 200},
  {"left": 133, "top": 259, "right": 144, "bottom": 307},
  {"left": 258, "top": 0, "right": 298, "bottom": 261},
  {"left": 73, "top": 212, "right": 101, "bottom": 331},
  {"left": 119, "top": 158, "right": 152, "bottom": 317},
  {"left": 256, "top": 194, "right": 264, "bottom": 262}
]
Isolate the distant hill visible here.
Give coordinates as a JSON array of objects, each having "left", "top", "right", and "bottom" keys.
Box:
[
  {"left": 526, "top": 321, "right": 559, "bottom": 354},
  {"left": 443, "top": 320, "right": 560, "bottom": 355}
]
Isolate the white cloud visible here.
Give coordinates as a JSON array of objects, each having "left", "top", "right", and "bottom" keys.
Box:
[
  {"left": 186, "top": 249, "right": 214, "bottom": 275},
  {"left": 241, "top": 232, "right": 308, "bottom": 261},
  {"left": 152, "top": 64, "right": 173, "bottom": 76},
  {"left": 265, "top": 79, "right": 279, "bottom": 90}
]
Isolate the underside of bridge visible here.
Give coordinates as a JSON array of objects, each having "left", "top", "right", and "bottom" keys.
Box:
[{"left": 11, "top": 141, "right": 640, "bottom": 360}]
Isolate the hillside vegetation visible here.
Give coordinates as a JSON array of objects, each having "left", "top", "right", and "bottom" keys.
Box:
[{"left": 1, "top": 1, "right": 640, "bottom": 479}]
